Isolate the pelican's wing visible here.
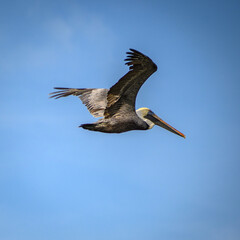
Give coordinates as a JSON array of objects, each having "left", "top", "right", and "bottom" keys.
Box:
[
  {"left": 49, "top": 88, "right": 108, "bottom": 118},
  {"left": 104, "top": 49, "right": 157, "bottom": 118}
]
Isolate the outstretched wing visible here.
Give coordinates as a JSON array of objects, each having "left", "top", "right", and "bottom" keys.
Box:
[
  {"left": 104, "top": 49, "right": 157, "bottom": 118},
  {"left": 49, "top": 88, "right": 108, "bottom": 118}
]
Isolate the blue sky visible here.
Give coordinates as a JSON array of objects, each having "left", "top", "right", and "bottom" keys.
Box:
[{"left": 1, "top": 0, "right": 240, "bottom": 239}]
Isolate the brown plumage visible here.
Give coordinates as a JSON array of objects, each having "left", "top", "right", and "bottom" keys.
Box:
[
  {"left": 49, "top": 49, "right": 185, "bottom": 137},
  {"left": 104, "top": 49, "right": 157, "bottom": 118}
]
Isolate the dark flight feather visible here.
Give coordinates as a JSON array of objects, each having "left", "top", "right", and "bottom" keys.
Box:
[{"left": 104, "top": 48, "right": 157, "bottom": 118}]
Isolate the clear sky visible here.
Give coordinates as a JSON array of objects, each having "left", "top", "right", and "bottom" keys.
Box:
[{"left": 1, "top": 0, "right": 240, "bottom": 239}]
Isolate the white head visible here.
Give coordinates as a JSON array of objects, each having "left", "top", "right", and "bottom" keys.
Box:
[
  {"left": 136, "top": 108, "right": 155, "bottom": 129},
  {"left": 136, "top": 107, "right": 185, "bottom": 138}
]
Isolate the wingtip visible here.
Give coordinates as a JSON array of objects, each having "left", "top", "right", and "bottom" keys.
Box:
[
  {"left": 129, "top": 48, "right": 142, "bottom": 54},
  {"left": 54, "top": 87, "right": 69, "bottom": 90},
  {"left": 129, "top": 48, "right": 136, "bottom": 52}
]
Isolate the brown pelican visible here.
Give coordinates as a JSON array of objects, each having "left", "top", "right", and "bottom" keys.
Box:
[{"left": 50, "top": 49, "right": 185, "bottom": 137}]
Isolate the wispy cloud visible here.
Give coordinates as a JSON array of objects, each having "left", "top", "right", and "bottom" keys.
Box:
[{"left": 0, "top": 7, "right": 115, "bottom": 73}]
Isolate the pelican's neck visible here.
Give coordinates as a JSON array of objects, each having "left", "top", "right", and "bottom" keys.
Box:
[{"left": 136, "top": 108, "right": 155, "bottom": 129}]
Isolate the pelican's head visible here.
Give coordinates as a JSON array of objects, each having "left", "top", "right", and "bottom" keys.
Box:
[{"left": 136, "top": 107, "right": 185, "bottom": 138}]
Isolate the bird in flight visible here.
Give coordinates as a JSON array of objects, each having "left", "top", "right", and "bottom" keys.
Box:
[{"left": 50, "top": 49, "right": 185, "bottom": 137}]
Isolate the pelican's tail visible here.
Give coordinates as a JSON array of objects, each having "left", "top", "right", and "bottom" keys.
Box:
[
  {"left": 79, "top": 122, "right": 113, "bottom": 133},
  {"left": 79, "top": 123, "right": 97, "bottom": 131}
]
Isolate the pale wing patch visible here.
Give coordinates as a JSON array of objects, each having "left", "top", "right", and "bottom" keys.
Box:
[
  {"left": 49, "top": 88, "right": 108, "bottom": 118},
  {"left": 79, "top": 89, "right": 108, "bottom": 117}
]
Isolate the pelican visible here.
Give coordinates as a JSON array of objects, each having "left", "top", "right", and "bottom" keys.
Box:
[{"left": 50, "top": 49, "right": 185, "bottom": 137}]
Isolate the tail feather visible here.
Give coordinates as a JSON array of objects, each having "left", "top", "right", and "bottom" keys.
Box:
[{"left": 79, "top": 123, "right": 97, "bottom": 131}]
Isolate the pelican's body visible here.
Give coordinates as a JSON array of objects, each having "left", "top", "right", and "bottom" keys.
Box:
[
  {"left": 50, "top": 49, "right": 185, "bottom": 138},
  {"left": 80, "top": 108, "right": 149, "bottom": 133}
]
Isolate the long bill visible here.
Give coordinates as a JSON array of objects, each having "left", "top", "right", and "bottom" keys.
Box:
[{"left": 147, "top": 112, "right": 185, "bottom": 138}]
